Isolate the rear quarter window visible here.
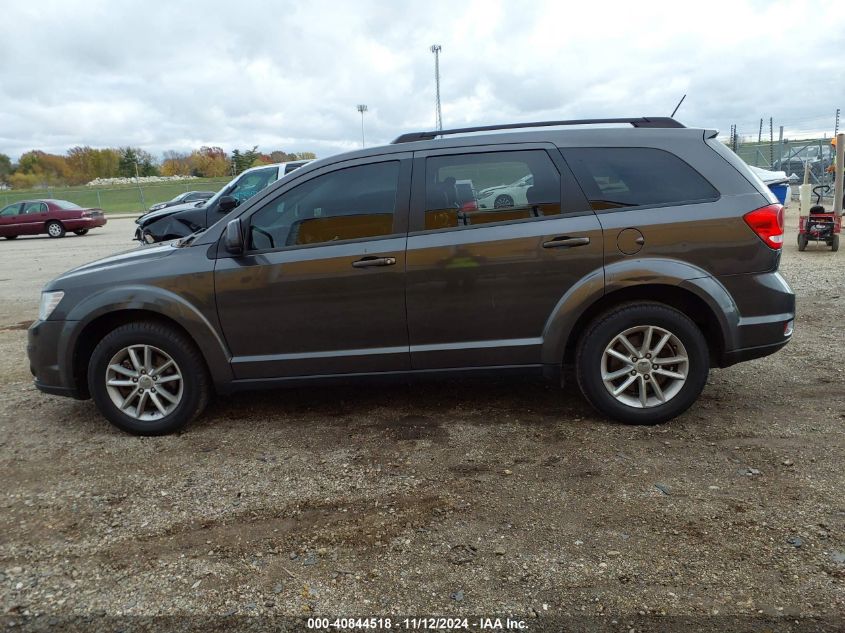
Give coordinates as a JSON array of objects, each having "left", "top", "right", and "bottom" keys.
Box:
[{"left": 562, "top": 147, "right": 719, "bottom": 211}]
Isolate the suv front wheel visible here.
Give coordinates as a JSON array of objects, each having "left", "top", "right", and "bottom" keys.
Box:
[
  {"left": 87, "top": 321, "right": 211, "bottom": 435},
  {"left": 576, "top": 302, "right": 709, "bottom": 425}
]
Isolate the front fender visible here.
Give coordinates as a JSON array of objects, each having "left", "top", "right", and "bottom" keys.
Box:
[
  {"left": 540, "top": 258, "right": 739, "bottom": 365},
  {"left": 60, "top": 285, "right": 233, "bottom": 390}
]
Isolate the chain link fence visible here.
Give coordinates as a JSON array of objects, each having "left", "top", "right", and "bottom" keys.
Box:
[
  {"left": 0, "top": 178, "right": 231, "bottom": 215},
  {"left": 729, "top": 137, "right": 835, "bottom": 187}
]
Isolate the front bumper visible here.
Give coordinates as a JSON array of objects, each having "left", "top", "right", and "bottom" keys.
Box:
[{"left": 27, "top": 319, "right": 83, "bottom": 399}]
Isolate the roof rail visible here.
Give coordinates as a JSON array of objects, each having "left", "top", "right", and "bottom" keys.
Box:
[{"left": 391, "top": 117, "right": 685, "bottom": 144}]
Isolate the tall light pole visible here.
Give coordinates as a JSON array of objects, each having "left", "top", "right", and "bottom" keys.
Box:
[
  {"left": 430, "top": 44, "right": 442, "bottom": 131},
  {"left": 356, "top": 104, "right": 368, "bottom": 147}
]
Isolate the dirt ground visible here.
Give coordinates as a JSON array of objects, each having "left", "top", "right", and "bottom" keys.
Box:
[{"left": 0, "top": 214, "right": 843, "bottom": 631}]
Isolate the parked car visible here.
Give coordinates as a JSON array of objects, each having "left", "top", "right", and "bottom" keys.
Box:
[
  {"left": 476, "top": 173, "right": 534, "bottom": 208},
  {"left": 134, "top": 161, "right": 311, "bottom": 242},
  {"left": 0, "top": 199, "right": 106, "bottom": 240},
  {"left": 28, "top": 117, "right": 794, "bottom": 435},
  {"left": 145, "top": 190, "right": 216, "bottom": 213},
  {"left": 773, "top": 145, "right": 834, "bottom": 178}
]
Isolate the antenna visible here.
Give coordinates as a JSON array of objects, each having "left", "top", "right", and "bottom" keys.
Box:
[{"left": 670, "top": 94, "right": 686, "bottom": 118}]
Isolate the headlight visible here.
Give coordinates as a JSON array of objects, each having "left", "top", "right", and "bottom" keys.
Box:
[{"left": 39, "top": 291, "right": 65, "bottom": 321}]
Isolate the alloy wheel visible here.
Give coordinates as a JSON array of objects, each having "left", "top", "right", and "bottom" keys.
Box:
[
  {"left": 600, "top": 325, "right": 689, "bottom": 408},
  {"left": 105, "top": 344, "right": 184, "bottom": 421}
]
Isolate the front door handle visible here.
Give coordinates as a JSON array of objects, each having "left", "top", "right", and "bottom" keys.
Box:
[
  {"left": 352, "top": 256, "right": 397, "bottom": 268},
  {"left": 542, "top": 236, "right": 591, "bottom": 249}
]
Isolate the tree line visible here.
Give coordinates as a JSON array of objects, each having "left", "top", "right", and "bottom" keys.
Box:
[{"left": 0, "top": 146, "right": 317, "bottom": 189}]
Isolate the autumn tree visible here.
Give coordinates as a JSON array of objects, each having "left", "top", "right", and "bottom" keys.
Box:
[
  {"left": 65, "top": 146, "right": 120, "bottom": 184},
  {"left": 188, "top": 146, "right": 230, "bottom": 177},
  {"left": 14, "top": 150, "right": 72, "bottom": 187},
  {"left": 160, "top": 150, "right": 191, "bottom": 176}
]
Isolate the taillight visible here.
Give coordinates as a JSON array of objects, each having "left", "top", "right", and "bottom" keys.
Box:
[{"left": 743, "top": 204, "right": 784, "bottom": 249}]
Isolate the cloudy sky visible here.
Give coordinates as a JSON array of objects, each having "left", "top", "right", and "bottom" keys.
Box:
[{"left": 1, "top": 0, "right": 842, "bottom": 162}]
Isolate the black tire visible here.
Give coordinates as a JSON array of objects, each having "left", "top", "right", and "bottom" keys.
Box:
[
  {"left": 493, "top": 194, "right": 514, "bottom": 209},
  {"left": 832, "top": 234, "right": 840, "bottom": 252},
  {"left": 575, "top": 302, "right": 710, "bottom": 425},
  {"left": 798, "top": 233, "right": 808, "bottom": 251},
  {"left": 46, "top": 221, "right": 65, "bottom": 238},
  {"left": 87, "top": 321, "right": 211, "bottom": 435},
  {"left": 4, "top": 235, "right": 18, "bottom": 240},
  {"left": 73, "top": 229, "right": 89, "bottom": 236}
]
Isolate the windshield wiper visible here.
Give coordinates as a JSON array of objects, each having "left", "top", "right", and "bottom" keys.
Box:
[{"left": 176, "top": 229, "right": 206, "bottom": 247}]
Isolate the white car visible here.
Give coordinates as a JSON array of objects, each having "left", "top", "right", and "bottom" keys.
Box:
[{"left": 476, "top": 174, "right": 534, "bottom": 209}]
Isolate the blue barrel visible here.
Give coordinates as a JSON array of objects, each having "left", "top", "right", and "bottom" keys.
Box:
[{"left": 768, "top": 183, "right": 789, "bottom": 205}]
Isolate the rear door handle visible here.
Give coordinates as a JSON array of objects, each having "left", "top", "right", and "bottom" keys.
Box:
[
  {"left": 542, "top": 236, "right": 591, "bottom": 249},
  {"left": 352, "top": 256, "right": 397, "bottom": 268}
]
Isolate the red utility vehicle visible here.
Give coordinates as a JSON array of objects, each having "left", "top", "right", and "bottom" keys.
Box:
[{"left": 798, "top": 185, "right": 841, "bottom": 252}]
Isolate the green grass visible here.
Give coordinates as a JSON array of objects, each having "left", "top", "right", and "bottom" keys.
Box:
[{"left": 0, "top": 178, "right": 232, "bottom": 215}]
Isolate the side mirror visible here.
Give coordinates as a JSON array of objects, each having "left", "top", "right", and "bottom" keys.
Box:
[
  {"left": 219, "top": 195, "right": 239, "bottom": 213},
  {"left": 224, "top": 219, "right": 244, "bottom": 255}
]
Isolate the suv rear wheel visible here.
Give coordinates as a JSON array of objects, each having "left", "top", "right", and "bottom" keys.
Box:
[
  {"left": 576, "top": 302, "right": 709, "bottom": 425},
  {"left": 87, "top": 321, "right": 210, "bottom": 435}
]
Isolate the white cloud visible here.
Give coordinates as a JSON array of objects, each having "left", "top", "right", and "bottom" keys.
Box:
[{"left": 0, "top": 0, "right": 842, "bottom": 161}]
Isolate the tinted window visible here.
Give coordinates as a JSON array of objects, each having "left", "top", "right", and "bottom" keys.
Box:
[
  {"left": 284, "top": 161, "right": 307, "bottom": 174},
  {"left": 424, "top": 150, "right": 561, "bottom": 230},
  {"left": 249, "top": 161, "right": 400, "bottom": 251},
  {"left": 564, "top": 147, "right": 718, "bottom": 210},
  {"left": 0, "top": 204, "right": 21, "bottom": 217}
]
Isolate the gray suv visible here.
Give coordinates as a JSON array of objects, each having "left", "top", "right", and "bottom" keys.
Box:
[{"left": 27, "top": 117, "right": 795, "bottom": 435}]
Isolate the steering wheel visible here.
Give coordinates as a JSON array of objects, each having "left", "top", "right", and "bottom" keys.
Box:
[
  {"left": 252, "top": 226, "right": 275, "bottom": 250},
  {"left": 812, "top": 184, "right": 831, "bottom": 205}
]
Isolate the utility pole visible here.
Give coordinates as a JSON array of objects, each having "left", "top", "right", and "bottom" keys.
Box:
[
  {"left": 430, "top": 44, "right": 443, "bottom": 131},
  {"left": 134, "top": 160, "right": 146, "bottom": 211},
  {"left": 356, "top": 104, "right": 368, "bottom": 148}
]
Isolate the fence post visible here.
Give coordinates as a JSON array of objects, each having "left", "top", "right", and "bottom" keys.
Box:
[
  {"left": 96, "top": 189, "right": 102, "bottom": 209},
  {"left": 835, "top": 133, "right": 844, "bottom": 214}
]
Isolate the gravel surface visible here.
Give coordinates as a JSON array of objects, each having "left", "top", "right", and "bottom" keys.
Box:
[{"left": 0, "top": 212, "right": 843, "bottom": 630}]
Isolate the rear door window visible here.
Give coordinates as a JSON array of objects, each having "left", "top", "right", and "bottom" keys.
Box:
[
  {"left": 563, "top": 147, "right": 719, "bottom": 211},
  {"left": 423, "top": 150, "right": 561, "bottom": 230},
  {"left": 23, "top": 202, "right": 46, "bottom": 214}
]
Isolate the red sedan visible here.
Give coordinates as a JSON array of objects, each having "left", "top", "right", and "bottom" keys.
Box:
[{"left": 0, "top": 199, "right": 107, "bottom": 240}]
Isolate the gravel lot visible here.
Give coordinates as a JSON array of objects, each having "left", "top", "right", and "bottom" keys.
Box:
[{"left": 1, "top": 214, "right": 843, "bottom": 631}]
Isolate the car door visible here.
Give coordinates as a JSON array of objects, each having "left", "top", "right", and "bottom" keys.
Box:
[
  {"left": 214, "top": 154, "right": 412, "bottom": 379},
  {"left": 405, "top": 144, "right": 604, "bottom": 369},
  {"left": 21, "top": 201, "right": 47, "bottom": 235},
  {"left": 0, "top": 203, "right": 24, "bottom": 237}
]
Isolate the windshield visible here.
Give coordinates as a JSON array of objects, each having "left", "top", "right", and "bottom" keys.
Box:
[{"left": 202, "top": 166, "right": 279, "bottom": 209}]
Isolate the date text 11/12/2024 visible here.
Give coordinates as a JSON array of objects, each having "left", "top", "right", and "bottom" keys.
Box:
[{"left": 306, "top": 617, "right": 530, "bottom": 630}]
